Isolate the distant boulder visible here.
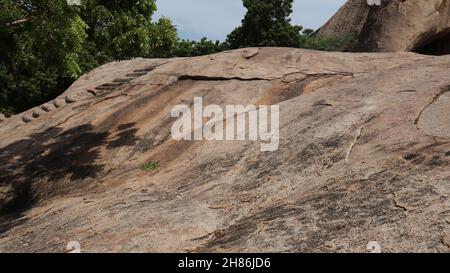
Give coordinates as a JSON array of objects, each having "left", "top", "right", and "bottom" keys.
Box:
[{"left": 318, "top": 0, "right": 450, "bottom": 55}]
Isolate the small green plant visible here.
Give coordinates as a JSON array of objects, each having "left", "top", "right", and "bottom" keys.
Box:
[
  {"left": 300, "top": 32, "right": 355, "bottom": 52},
  {"left": 142, "top": 161, "right": 160, "bottom": 171}
]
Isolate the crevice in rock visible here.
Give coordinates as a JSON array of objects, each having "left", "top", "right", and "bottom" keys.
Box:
[
  {"left": 414, "top": 86, "right": 450, "bottom": 128},
  {"left": 305, "top": 72, "right": 354, "bottom": 78},
  {"left": 92, "top": 94, "right": 129, "bottom": 106},
  {"left": 345, "top": 126, "right": 363, "bottom": 162},
  {"left": 177, "top": 74, "right": 273, "bottom": 82},
  {"left": 392, "top": 192, "right": 408, "bottom": 212},
  {"left": 413, "top": 30, "right": 450, "bottom": 56}
]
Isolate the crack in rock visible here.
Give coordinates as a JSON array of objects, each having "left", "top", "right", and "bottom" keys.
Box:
[
  {"left": 345, "top": 126, "right": 364, "bottom": 162},
  {"left": 392, "top": 192, "right": 408, "bottom": 212},
  {"left": 177, "top": 74, "right": 274, "bottom": 82},
  {"left": 414, "top": 85, "right": 449, "bottom": 128}
]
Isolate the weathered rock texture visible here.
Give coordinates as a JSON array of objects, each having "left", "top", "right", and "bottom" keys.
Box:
[
  {"left": 0, "top": 48, "right": 450, "bottom": 253},
  {"left": 319, "top": 0, "right": 450, "bottom": 55}
]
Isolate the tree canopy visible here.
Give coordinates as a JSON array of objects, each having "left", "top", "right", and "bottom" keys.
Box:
[
  {"left": 227, "top": 0, "right": 303, "bottom": 48},
  {"left": 0, "top": 0, "right": 89, "bottom": 113},
  {"left": 226, "top": 0, "right": 349, "bottom": 51},
  {"left": 0, "top": 0, "right": 177, "bottom": 113},
  {"left": 81, "top": 0, "right": 177, "bottom": 60},
  {"left": 173, "top": 38, "right": 228, "bottom": 57},
  {"left": 0, "top": 0, "right": 347, "bottom": 114}
]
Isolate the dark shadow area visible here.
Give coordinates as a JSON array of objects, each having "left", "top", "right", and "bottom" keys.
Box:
[
  {"left": 107, "top": 123, "right": 139, "bottom": 149},
  {"left": 0, "top": 122, "right": 139, "bottom": 220},
  {"left": 0, "top": 213, "right": 28, "bottom": 235},
  {"left": 414, "top": 32, "right": 450, "bottom": 56}
]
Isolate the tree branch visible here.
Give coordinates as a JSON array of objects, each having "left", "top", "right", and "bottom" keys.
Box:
[{"left": 7, "top": 18, "right": 29, "bottom": 26}]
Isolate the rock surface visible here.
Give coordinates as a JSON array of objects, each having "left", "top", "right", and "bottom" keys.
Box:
[
  {"left": 319, "top": 0, "right": 450, "bottom": 54},
  {"left": 0, "top": 48, "right": 450, "bottom": 253}
]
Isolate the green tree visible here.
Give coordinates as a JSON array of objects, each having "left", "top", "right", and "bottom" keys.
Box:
[
  {"left": 227, "top": 0, "right": 303, "bottom": 48},
  {"left": 300, "top": 30, "right": 351, "bottom": 52},
  {"left": 80, "top": 0, "right": 177, "bottom": 60},
  {"left": 0, "top": 0, "right": 88, "bottom": 113},
  {"left": 0, "top": 0, "right": 346, "bottom": 115}
]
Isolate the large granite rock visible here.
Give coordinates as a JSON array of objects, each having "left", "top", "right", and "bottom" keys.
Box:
[
  {"left": 318, "top": 0, "right": 450, "bottom": 54},
  {"left": 0, "top": 48, "right": 450, "bottom": 252}
]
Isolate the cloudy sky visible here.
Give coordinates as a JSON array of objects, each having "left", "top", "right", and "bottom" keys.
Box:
[{"left": 154, "top": 0, "right": 347, "bottom": 41}]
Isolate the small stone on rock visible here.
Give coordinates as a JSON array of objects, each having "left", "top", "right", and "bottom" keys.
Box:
[
  {"left": 53, "top": 99, "right": 65, "bottom": 108},
  {"left": 242, "top": 48, "right": 259, "bottom": 59},
  {"left": 65, "top": 95, "right": 78, "bottom": 104},
  {"left": 22, "top": 115, "right": 32, "bottom": 123},
  {"left": 41, "top": 104, "right": 54, "bottom": 112}
]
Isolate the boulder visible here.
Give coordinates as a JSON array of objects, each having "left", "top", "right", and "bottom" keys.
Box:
[
  {"left": 0, "top": 48, "right": 449, "bottom": 252},
  {"left": 318, "top": 0, "right": 450, "bottom": 55}
]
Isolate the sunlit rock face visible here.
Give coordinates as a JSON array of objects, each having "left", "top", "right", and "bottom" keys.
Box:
[
  {"left": 0, "top": 48, "right": 450, "bottom": 252},
  {"left": 319, "top": 0, "right": 450, "bottom": 55}
]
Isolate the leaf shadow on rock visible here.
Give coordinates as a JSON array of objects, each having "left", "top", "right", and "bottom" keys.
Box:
[{"left": 0, "top": 122, "right": 140, "bottom": 223}]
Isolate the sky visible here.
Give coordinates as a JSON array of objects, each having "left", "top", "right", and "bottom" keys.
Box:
[{"left": 154, "top": 0, "right": 347, "bottom": 41}]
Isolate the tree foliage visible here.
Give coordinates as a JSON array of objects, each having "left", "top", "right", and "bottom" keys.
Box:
[
  {"left": 0, "top": 0, "right": 347, "bottom": 114},
  {"left": 227, "top": 0, "right": 303, "bottom": 48},
  {"left": 172, "top": 38, "right": 229, "bottom": 57},
  {"left": 0, "top": 0, "right": 177, "bottom": 114},
  {"left": 226, "top": 0, "right": 347, "bottom": 51},
  {"left": 80, "top": 0, "right": 177, "bottom": 60},
  {"left": 300, "top": 30, "right": 352, "bottom": 52}
]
